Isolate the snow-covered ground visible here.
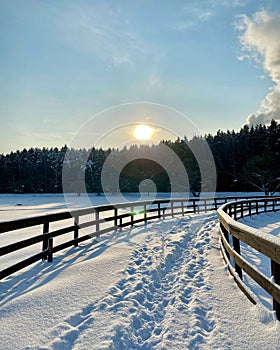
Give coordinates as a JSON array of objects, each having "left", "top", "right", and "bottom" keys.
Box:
[
  {"left": 1, "top": 194, "right": 280, "bottom": 349},
  {"left": 0, "top": 192, "right": 270, "bottom": 221}
]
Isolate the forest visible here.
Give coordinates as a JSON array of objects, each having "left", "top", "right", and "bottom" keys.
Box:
[{"left": 0, "top": 120, "right": 280, "bottom": 195}]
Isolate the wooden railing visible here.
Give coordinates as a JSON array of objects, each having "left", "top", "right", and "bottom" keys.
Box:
[
  {"left": 0, "top": 194, "right": 273, "bottom": 282},
  {"left": 218, "top": 197, "right": 280, "bottom": 319}
]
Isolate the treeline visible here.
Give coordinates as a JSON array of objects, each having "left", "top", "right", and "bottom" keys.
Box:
[
  {"left": 206, "top": 119, "right": 280, "bottom": 194},
  {"left": 1, "top": 120, "right": 280, "bottom": 195}
]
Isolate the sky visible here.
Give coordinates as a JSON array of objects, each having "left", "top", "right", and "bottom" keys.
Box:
[{"left": 1, "top": 0, "right": 280, "bottom": 154}]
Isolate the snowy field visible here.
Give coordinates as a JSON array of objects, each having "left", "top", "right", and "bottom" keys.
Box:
[
  {"left": 1, "top": 194, "right": 280, "bottom": 349},
  {"left": 0, "top": 192, "right": 271, "bottom": 221}
]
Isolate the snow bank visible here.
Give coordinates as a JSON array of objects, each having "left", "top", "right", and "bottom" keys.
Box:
[{"left": 1, "top": 195, "right": 280, "bottom": 349}]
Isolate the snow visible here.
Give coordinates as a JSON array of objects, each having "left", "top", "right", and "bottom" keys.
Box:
[
  {"left": 0, "top": 192, "right": 272, "bottom": 223},
  {"left": 1, "top": 194, "right": 280, "bottom": 349},
  {"left": 239, "top": 212, "right": 280, "bottom": 311}
]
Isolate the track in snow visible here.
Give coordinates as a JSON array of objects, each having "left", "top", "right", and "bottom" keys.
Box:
[{"left": 34, "top": 213, "right": 221, "bottom": 350}]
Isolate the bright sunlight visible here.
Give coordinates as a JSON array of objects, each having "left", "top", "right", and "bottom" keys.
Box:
[{"left": 133, "top": 124, "right": 154, "bottom": 141}]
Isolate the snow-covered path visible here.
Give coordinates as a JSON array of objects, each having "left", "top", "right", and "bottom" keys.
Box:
[
  {"left": 2, "top": 211, "right": 280, "bottom": 349},
  {"left": 38, "top": 214, "right": 218, "bottom": 350}
]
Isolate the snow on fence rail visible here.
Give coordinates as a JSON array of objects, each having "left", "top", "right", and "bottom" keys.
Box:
[
  {"left": 0, "top": 195, "right": 272, "bottom": 282},
  {"left": 218, "top": 197, "right": 280, "bottom": 319}
]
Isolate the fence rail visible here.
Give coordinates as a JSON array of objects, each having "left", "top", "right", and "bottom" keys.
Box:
[
  {"left": 0, "top": 196, "right": 280, "bottom": 304},
  {"left": 0, "top": 194, "right": 276, "bottom": 283},
  {"left": 217, "top": 197, "right": 280, "bottom": 319}
]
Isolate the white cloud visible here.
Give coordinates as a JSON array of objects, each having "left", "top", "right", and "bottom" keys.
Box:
[
  {"left": 148, "top": 73, "right": 164, "bottom": 90},
  {"left": 210, "top": 0, "right": 248, "bottom": 7},
  {"left": 183, "top": 5, "right": 214, "bottom": 22},
  {"left": 171, "top": 0, "right": 249, "bottom": 32},
  {"left": 112, "top": 55, "right": 132, "bottom": 67},
  {"left": 170, "top": 2, "right": 215, "bottom": 30},
  {"left": 51, "top": 3, "right": 157, "bottom": 68},
  {"left": 237, "top": 10, "right": 280, "bottom": 126}
]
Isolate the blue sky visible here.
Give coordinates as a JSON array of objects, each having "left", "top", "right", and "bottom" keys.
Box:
[{"left": 1, "top": 0, "right": 280, "bottom": 154}]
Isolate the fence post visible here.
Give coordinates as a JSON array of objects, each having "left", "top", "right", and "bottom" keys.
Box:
[
  {"left": 96, "top": 210, "right": 100, "bottom": 237},
  {"left": 74, "top": 216, "right": 79, "bottom": 246},
  {"left": 264, "top": 199, "right": 267, "bottom": 213},
  {"left": 181, "top": 201, "right": 184, "bottom": 216},
  {"left": 192, "top": 199, "right": 196, "bottom": 214},
  {"left": 271, "top": 259, "right": 280, "bottom": 320},
  {"left": 42, "top": 222, "right": 49, "bottom": 259},
  {"left": 221, "top": 223, "right": 230, "bottom": 260},
  {"left": 47, "top": 238, "right": 53, "bottom": 263},
  {"left": 171, "top": 201, "right": 174, "bottom": 217},
  {"left": 240, "top": 202, "right": 243, "bottom": 219},
  {"left": 114, "top": 208, "right": 118, "bottom": 228},
  {"left": 119, "top": 217, "right": 123, "bottom": 231},
  {"left": 256, "top": 200, "right": 259, "bottom": 214},
  {"left": 233, "top": 236, "right": 242, "bottom": 279},
  {"left": 204, "top": 199, "right": 207, "bottom": 212},
  {"left": 214, "top": 198, "right": 217, "bottom": 210},
  {"left": 144, "top": 204, "right": 147, "bottom": 223},
  {"left": 131, "top": 206, "right": 134, "bottom": 226},
  {"left": 249, "top": 201, "right": 252, "bottom": 216},
  {"left": 158, "top": 203, "right": 161, "bottom": 218}
]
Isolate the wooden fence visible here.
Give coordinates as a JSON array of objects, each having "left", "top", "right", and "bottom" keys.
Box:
[
  {"left": 217, "top": 197, "right": 280, "bottom": 319},
  {"left": 2, "top": 194, "right": 280, "bottom": 320},
  {"left": 1, "top": 194, "right": 277, "bottom": 288}
]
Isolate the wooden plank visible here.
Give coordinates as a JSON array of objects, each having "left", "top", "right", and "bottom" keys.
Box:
[
  {"left": 47, "top": 238, "right": 53, "bottom": 262},
  {"left": 0, "top": 207, "right": 99, "bottom": 234},
  {"left": 42, "top": 222, "right": 49, "bottom": 256},
  {"left": 271, "top": 260, "right": 280, "bottom": 319},
  {"left": 0, "top": 212, "right": 71, "bottom": 233},
  {"left": 0, "top": 251, "right": 46, "bottom": 280},
  {"left": 0, "top": 222, "right": 87, "bottom": 256},
  {"left": 218, "top": 208, "right": 280, "bottom": 265},
  {"left": 232, "top": 236, "right": 242, "bottom": 279},
  {"left": 144, "top": 204, "right": 147, "bottom": 223},
  {"left": 0, "top": 234, "right": 47, "bottom": 256},
  {"left": 73, "top": 216, "right": 79, "bottom": 246},
  {"left": 52, "top": 226, "right": 117, "bottom": 254},
  {"left": 230, "top": 225, "right": 280, "bottom": 265},
  {"left": 214, "top": 198, "right": 218, "bottom": 210},
  {"left": 129, "top": 218, "right": 145, "bottom": 226},
  {"left": 158, "top": 203, "right": 161, "bottom": 217},
  {"left": 96, "top": 211, "right": 100, "bottom": 232},
  {"left": 219, "top": 235, "right": 256, "bottom": 305},
  {"left": 131, "top": 206, "right": 134, "bottom": 226},
  {"left": 49, "top": 225, "right": 76, "bottom": 238},
  {"left": 146, "top": 207, "right": 161, "bottom": 214},
  {"left": 192, "top": 199, "right": 196, "bottom": 213},
  {"left": 220, "top": 230, "right": 280, "bottom": 304},
  {"left": 114, "top": 208, "right": 118, "bottom": 227}
]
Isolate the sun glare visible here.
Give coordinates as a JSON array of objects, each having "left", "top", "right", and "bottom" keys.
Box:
[{"left": 133, "top": 124, "right": 153, "bottom": 141}]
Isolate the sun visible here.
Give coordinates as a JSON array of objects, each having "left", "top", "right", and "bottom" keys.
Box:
[{"left": 133, "top": 124, "right": 153, "bottom": 141}]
